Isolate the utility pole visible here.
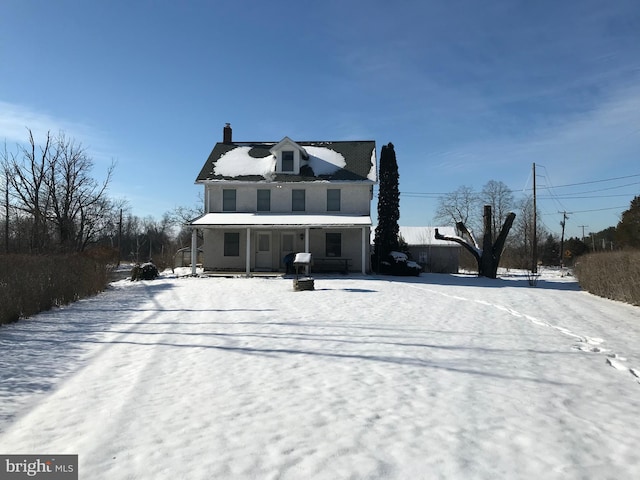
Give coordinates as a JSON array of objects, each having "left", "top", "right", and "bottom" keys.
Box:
[
  {"left": 118, "top": 208, "right": 123, "bottom": 266},
  {"left": 532, "top": 163, "right": 537, "bottom": 273},
  {"left": 559, "top": 211, "right": 569, "bottom": 267},
  {"left": 578, "top": 225, "right": 588, "bottom": 243}
]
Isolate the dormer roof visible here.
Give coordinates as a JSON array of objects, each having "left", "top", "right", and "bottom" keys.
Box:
[{"left": 269, "top": 136, "right": 309, "bottom": 160}]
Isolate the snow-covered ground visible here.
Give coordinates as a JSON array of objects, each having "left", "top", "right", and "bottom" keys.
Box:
[{"left": 1, "top": 270, "right": 639, "bottom": 479}]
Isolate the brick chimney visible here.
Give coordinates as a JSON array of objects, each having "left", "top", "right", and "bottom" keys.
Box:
[{"left": 223, "top": 123, "right": 232, "bottom": 143}]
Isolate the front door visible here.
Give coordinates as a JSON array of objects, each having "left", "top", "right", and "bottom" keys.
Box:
[{"left": 255, "top": 232, "right": 272, "bottom": 271}]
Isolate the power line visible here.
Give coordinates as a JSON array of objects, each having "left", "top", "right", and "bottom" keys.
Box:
[
  {"left": 566, "top": 205, "right": 627, "bottom": 214},
  {"left": 399, "top": 173, "right": 640, "bottom": 198},
  {"left": 542, "top": 181, "right": 640, "bottom": 196},
  {"left": 539, "top": 205, "right": 626, "bottom": 216},
  {"left": 540, "top": 173, "right": 640, "bottom": 190},
  {"left": 537, "top": 165, "right": 568, "bottom": 213},
  {"left": 537, "top": 193, "right": 636, "bottom": 199}
]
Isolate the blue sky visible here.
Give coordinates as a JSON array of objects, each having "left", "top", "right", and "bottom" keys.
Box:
[{"left": 1, "top": 0, "right": 639, "bottom": 240}]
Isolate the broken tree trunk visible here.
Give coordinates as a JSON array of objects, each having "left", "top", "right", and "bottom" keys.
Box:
[{"left": 435, "top": 205, "right": 516, "bottom": 279}]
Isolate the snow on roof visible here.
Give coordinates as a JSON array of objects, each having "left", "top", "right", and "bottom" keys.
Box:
[
  {"left": 213, "top": 147, "right": 275, "bottom": 178},
  {"left": 370, "top": 226, "right": 460, "bottom": 246},
  {"left": 368, "top": 148, "right": 377, "bottom": 181},
  {"left": 213, "top": 145, "right": 347, "bottom": 179},
  {"left": 400, "top": 226, "right": 459, "bottom": 246},
  {"left": 305, "top": 146, "right": 346, "bottom": 175},
  {"left": 192, "top": 213, "right": 372, "bottom": 227}
]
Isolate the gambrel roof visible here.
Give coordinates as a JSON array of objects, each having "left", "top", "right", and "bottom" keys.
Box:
[{"left": 195, "top": 139, "right": 377, "bottom": 183}]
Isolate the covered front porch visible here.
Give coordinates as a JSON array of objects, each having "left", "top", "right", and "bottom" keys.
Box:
[{"left": 189, "top": 213, "right": 372, "bottom": 276}]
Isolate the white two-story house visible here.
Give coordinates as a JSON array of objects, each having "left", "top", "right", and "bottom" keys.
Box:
[{"left": 189, "top": 124, "right": 377, "bottom": 275}]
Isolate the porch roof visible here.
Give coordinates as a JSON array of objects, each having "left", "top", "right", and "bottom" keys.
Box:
[{"left": 191, "top": 213, "right": 372, "bottom": 228}]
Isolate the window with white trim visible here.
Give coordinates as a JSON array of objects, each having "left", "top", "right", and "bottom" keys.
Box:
[
  {"left": 257, "top": 189, "right": 271, "bottom": 211},
  {"left": 224, "top": 232, "right": 240, "bottom": 256},
  {"left": 222, "top": 189, "right": 236, "bottom": 211},
  {"left": 327, "top": 189, "right": 341, "bottom": 211},
  {"left": 326, "top": 233, "right": 341, "bottom": 257},
  {"left": 292, "top": 189, "right": 305, "bottom": 211},
  {"left": 282, "top": 151, "right": 294, "bottom": 172}
]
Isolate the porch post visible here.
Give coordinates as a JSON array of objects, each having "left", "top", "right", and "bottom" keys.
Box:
[
  {"left": 305, "top": 227, "right": 310, "bottom": 275},
  {"left": 361, "top": 227, "right": 366, "bottom": 274},
  {"left": 246, "top": 227, "right": 251, "bottom": 276},
  {"left": 191, "top": 228, "right": 198, "bottom": 276}
]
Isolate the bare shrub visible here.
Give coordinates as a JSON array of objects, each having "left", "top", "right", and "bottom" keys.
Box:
[
  {"left": 526, "top": 270, "right": 540, "bottom": 287},
  {"left": 574, "top": 251, "right": 640, "bottom": 306},
  {"left": 0, "top": 254, "right": 109, "bottom": 325}
]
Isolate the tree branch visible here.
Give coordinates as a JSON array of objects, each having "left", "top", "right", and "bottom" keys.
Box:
[
  {"left": 435, "top": 227, "right": 481, "bottom": 263},
  {"left": 492, "top": 212, "right": 516, "bottom": 257}
]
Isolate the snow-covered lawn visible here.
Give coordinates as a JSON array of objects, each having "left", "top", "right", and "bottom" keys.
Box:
[{"left": 1, "top": 270, "right": 639, "bottom": 479}]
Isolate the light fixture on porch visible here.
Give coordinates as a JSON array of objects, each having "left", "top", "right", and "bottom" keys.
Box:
[{"left": 299, "top": 233, "right": 304, "bottom": 240}]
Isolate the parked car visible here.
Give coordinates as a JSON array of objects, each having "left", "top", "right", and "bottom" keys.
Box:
[{"left": 379, "top": 251, "right": 422, "bottom": 276}]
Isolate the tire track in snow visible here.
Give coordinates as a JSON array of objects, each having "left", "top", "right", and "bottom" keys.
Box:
[
  {"left": 0, "top": 280, "right": 167, "bottom": 430},
  {"left": 403, "top": 283, "right": 640, "bottom": 385},
  {"left": 78, "top": 280, "right": 190, "bottom": 465}
]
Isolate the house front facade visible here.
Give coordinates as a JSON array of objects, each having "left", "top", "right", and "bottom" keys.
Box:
[{"left": 189, "top": 125, "right": 376, "bottom": 275}]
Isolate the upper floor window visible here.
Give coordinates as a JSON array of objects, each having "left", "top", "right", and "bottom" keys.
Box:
[
  {"left": 292, "top": 189, "right": 305, "bottom": 211},
  {"left": 223, "top": 189, "right": 236, "bottom": 211},
  {"left": 257, "top": 189, "right": 271, "bottom": 212},
  {"left": 327, "top": 189, "right": 341, "bottom": 211},
  {"left": 282, "top": 151, "right": 294, "bottom": 172}
]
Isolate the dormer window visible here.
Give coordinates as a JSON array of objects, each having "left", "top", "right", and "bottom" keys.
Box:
[
  {"left": 270, "top": 137, "right": 308, "bottom": 174},
  {"left": 282, "top": 151, "right": 294, "bottom": 172}
]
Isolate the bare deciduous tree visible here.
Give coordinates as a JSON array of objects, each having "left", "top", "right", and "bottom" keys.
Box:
[
  {"left": 510, "top": 195, "right": 547, "bottom": 269},
  {"left": 481, "top": 180, "right": 514, "bottom": 243},
  {"left": 5, "top": 130, "right": 53, "bottom": 252},
  {"left": 434, "top": 185, "right": 478, "bottom": 231},
  {"left": 3, "top": 129, "right": 115, "bottom": 252},
  {"left": 45, "top": 132, "right": 115, "bottom": 251},
  {"left": 167, "top": 200, "right": 205, "bottom": 253},
  {"left": 436, "top": 205, "right": 515, "bottom": 279},
  {"left": 1, "top": 143, "right": 11, "bottom": 253}
]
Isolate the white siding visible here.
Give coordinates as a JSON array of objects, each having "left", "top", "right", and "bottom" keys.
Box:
[{"left": 205, "top": 183, "right": 371, "bottom": 215}]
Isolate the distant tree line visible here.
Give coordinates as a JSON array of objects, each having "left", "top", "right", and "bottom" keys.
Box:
[
  {"left": 434, "top": 183, "right": 640, "bottom": 269},
  {"left": 108, "top": 209, "right": 199, "bottom": 268},
  {"left": 1, "top": 129, "right": 201, "bottom": 268}
]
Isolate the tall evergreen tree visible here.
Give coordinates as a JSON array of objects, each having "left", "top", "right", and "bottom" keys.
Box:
[
  {"left": 616, "top": 195, "right": 640, "bottom": 249},
  {"left": 565, "top": 237, "right": 589, "bottom": 258},
  {"left": 374, "top": 143, "right": 400, "bottom": 263}
]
